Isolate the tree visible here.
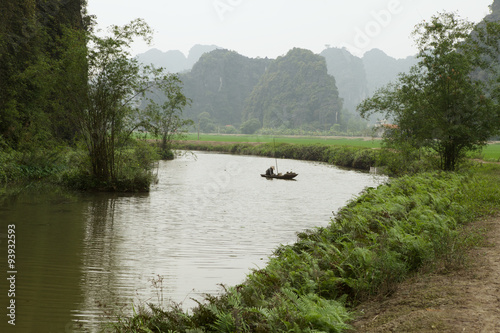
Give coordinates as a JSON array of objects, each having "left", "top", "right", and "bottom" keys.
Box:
[
  {"left": 358, "top": 12, "right": 500, "bottom": 171},
  {"left": 141, "top": 75, "right": 193, "bottom": 159},
  {"left": 197, "top": 112, "right": 217, "bottom": 133},
  {"left": 65, "top": 19, "right": 190, "bottom": 183},
  {"left": 240, "top": 118, "right": 261, "bottom": 134}
]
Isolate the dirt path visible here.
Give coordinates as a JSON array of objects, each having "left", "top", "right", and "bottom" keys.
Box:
[{"left": 351, "top": 214, "right": 500, "bottom": 332}]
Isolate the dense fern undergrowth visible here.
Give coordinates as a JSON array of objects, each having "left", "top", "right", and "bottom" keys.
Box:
[{"left": 108, "top": 159, "right": 500, "bottom": 332}]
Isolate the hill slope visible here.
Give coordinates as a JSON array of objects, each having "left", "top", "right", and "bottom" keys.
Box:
[
  {"left": 243, "top": 48, "right": 342, "bottom": 130},
  {"left": 181, "top": 49, "right": 271, "bottom": 126}
]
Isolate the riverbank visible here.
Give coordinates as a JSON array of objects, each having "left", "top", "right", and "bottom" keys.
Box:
[
  {"left": 352, "top": 212, "right": 500, "bottom": 332},
  {"left": 174, "top": 134, "right": 500, "bottom": 162},
  {"left": 108, "top": 163, "right": 500, "bottom": 332},
  {"left": 175, "top": 141, "right": 384, "bottom": 172},
  {"left": 0, "top": 141, "right": 159, "bottom": 192}
]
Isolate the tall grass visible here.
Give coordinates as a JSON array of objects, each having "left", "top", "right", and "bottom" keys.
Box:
[{"left": 107, "top": 165, "right": 500, "bottom": 332}]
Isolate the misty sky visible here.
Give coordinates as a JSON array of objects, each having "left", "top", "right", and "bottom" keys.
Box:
[{"left": 86, "top": 0, "right": 493, "bottom": 59}]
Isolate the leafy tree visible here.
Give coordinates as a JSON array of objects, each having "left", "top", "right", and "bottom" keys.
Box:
[
  {"left": 64, "top": 19, "right": 190, "bottom": 183},
  {"left": 240, "top": 118, "right": 261, "bottom": 134},
  {"left": 141, "top": 75, "right": 193, "bottom": 159},
  {"left": 358, "top": 13, "right": 500, "bottom": 171},
  {"left": 197, "top": 112, "right": 217, "bottom": 133},
  {"left": 221, "top": 125, "right": 238, "bottom": 134}
]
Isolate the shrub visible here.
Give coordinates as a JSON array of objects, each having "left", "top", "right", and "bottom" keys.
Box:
[
  {"left": 61, "top": 140, "right": 159, "bottom": 192},
  {"left": 240, "top": 118, "right": 261, "bottom": 134}
]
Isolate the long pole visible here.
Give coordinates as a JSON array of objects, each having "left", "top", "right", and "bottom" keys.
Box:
[{"left": 273, "top": 138, "right": 279, "bottom": 174}]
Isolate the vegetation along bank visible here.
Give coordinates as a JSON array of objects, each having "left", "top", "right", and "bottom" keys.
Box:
[{"left": 109, "top": 161, "right": 500, "bottom": 332}]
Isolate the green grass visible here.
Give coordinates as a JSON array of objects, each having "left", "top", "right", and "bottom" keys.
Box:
[
  {"left": 480, "top": 142, "right": 500, "bottom": 162},
  {"left": 182, "top": 133, "right": 382, "bottom": 148},
  {"left": 183, "top": 134, "right": 500, "bottom": 161}
]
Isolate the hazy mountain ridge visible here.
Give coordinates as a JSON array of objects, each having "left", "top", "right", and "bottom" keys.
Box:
[
  {"left": 320, "top": 47, "right": 370, "bottom": 114},
  {"left": 136, "top": 44, "right": 221, "bottom": 73},
  {"left": 135, "top": 4, "right": 500, "bottom": 129},
  {"left": 362, "top": 48, "right": 418, "bottom": 95},
  {"left": 137, "top": 46, "right": 416, "bottom": 120}
]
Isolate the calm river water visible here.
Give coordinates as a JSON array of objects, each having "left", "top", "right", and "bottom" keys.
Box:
[{"left": 0, "top": 152, "right": 386, "bottom": 332}]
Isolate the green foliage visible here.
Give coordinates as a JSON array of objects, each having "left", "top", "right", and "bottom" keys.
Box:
[
  {"left": 0, "top": 0, "right": 87, "bottom": 148},
  {"left": 0, "top": 147, "right": 67, "bottom": 183},
  {"left": 181, "top": 49, "right": 272, "bottom": 127},
  {"left": 61, "top": 140, "right": 158, "bottom": 192},
  {"left": 243, "top": 48, "right": 343, "bottom": 130},
  {"left": 68, "top": 19, "right": 154, "bottom": 181},
  {"left": 140, "top": 74, "right": 193, "bottom": 159},
  {"left": 220, "top": 125, "right": 238, "bottom": 134},
  {"left": 358, "top": 13, "right": 500, "bottom": 171},
  {"left": 56, "top": 19, "right": 190, "bottom": 187},
  {"left": 197, "top": 112, "right": 217, "bottom": 133},
  {"left": 240, "top": 118, "right": 261, "bottom": 134}
]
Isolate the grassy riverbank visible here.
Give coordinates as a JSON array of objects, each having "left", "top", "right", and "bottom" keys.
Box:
[
  {"left": 176, "top": 141, "right": 380, "bottom": 171},
  {"left": 2, "top": 135, "right": 496, "bottom": 188},
  {"left": 182, "top": 134, "right": 382, "bottom": 149},
  {"left": 177, "top": 135, "right": 500, "bottom": 162},
  {"left": 175, "top": 141, "right": 441, "bottom": 176},
  {"left": 107, "top": 157, "right": 500, "bottom": 332},
  {"left": 177, "top": 134, "right": 500, "bottom": 161}
]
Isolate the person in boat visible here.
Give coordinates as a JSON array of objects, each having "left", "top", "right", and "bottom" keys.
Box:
[{"left": 265, "top": 166, "right": 275, "bottom": 175}]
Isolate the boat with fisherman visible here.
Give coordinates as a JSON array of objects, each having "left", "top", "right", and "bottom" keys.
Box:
[
  {"left": 261, "top": 139, "right": 298, "bottom": 180},
  {"left": 260, "top": 171, "right": 298, "bottom": 180}
]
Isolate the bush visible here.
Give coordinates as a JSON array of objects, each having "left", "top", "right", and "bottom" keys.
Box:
[
  {"left": 61, "top": 140, "right": 159, "bottom": 192},
  {"left": 240, "top": 118, "right": 261, "bottom": 134},
  {"left": 0, "top": 147, "right": 67, "bottom": 183},
  {"left": 220, "top": 125, "right": 238, "bottom": 134}
]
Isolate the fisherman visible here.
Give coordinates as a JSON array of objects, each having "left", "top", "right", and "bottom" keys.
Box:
[{"left": 265, "top": 166, "right": 275, "bottom": 175}]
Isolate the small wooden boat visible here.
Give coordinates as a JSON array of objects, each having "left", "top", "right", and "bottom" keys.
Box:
[
  {"left": 260, "top": 172, "right": 298, "bottom": 180},
  {"left": 262, "top": 139, "right": 298, "bottom": 180}
]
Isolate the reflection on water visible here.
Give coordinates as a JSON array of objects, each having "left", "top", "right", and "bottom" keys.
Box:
[{"left": 0, "top": 152, "right": 386, "bottom": 332}]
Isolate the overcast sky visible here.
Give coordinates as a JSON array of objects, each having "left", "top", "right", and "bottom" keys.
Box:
[{"left": 86, "top": 0, "right": 493, "bottom": 59}]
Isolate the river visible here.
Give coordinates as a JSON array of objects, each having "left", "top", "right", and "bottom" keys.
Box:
[{"left": 0, "top": 152, "right": 386, "bottom": 332}]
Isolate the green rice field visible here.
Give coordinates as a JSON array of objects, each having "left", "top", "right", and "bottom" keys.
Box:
[
  {"left": 481, "top": 142, "right": 500, "bottom": 162},
  {"left": 182, "top": 133, "right": 382, "bottom": 148},
  {"left": 182, "top": 134, "right": 500, "bottom": 161}
]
